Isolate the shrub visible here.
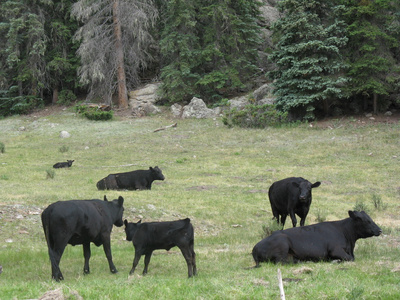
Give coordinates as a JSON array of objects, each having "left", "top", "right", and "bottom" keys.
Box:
[
  {"left": 354, "top": 200, "right": 369, "bottom": 213},
  {"left": 222, "top": 104, "right": 288, "bottom": 128},
  {"left": 59, "top": 145, "right": 69, "bottom": 153},
  {"left": 58, "top": 89, "right": 77, "bottom": 105},
  {"left": 261, "top": 219, "right": 283, "bottom": 239},
  {"left": 0, "top": 142, "right": 5, "bottom": 153},
  {"left": 75, "top": 104, "right": 113, "bottom": 121},
  {"left": 0, "top": 88, "right": 44, "bottom": 116},
  {"left": 46, "top": 169, "right": 55, "bottom": 179},
  {"left": 371, "top": 194, "right": 388, "bottom": 211}
]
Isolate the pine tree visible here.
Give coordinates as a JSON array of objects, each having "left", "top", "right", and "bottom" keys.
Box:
[
  {"left": 269, "top": 0, "right": 348, "bottom": 120},
  {"left": 342, "top": 0, "right": 400, "bottom": 114},
  {"left": 159, "top": 0, "right": 263, "bottom": 104}
]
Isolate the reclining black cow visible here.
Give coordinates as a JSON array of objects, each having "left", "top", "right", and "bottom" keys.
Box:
[
  {"left": 41, "top": 195, "right": 125, "bottom": 281},
  {"left": 268, "top": 177, "right": 321, "bottom": 228},
  {"left": 97, "top": 166, "right": 165, "bottom": 190},
  {"left": 53, "top": 160, "right": 74, "bottom": 168},
  {"left": 124, "top": 218, "right": 197, "bottom": 277},
  {"left": 252, "top": 210, "right": 381, "bottom": 266}
]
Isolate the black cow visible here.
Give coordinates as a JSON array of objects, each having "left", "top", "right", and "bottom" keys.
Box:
[
  {"left": 268, "top": 177, "right": 321, "bottom": 228},
  {"left": 41, "top": 195, "right": 125, "bottom": 281},
  {"left": 252, "top": 210, "right": 381, "bottom": 266},
  {"left": 96, "top": 166, "right": 165, "bottom": 190},
  {"left": 53, "top": 160, "right": 74, "bottom": 168},
  {"left": 124, "top": 218, "right": 197, "bottom": 277}
]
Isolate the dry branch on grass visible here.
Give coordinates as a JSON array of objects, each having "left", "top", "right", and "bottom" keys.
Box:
[{"left": 153, "top": 122, "right": 177, "bottom": 132}]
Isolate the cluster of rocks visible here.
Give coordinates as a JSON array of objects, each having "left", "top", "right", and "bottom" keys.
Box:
[{"left": 128, "top": 83, "right": 275, "bottom": 119}]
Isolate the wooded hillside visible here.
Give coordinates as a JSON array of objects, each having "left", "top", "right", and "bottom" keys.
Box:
[{"left": 0, "top": 0, "right": 399, "bottom": 119}]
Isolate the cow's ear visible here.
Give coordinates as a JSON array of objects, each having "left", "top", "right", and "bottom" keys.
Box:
[
  {"left": 118, "top": 196, "right": 124, "bottom": 205},
  {"left": 292, "top": 182, "right": 299, "bottom": 188},
  {"left": 104, "top": 195, "right": 108, "bottom": 201},
  {"left": 124, "top": 219, "right": 128, "bottom": 226},
  {"left": 149, "top": 167, "right": 154, "bottom": 171},
  {"left": 137, "top": 220, "right": 142, "bottom": 224},
  {"left": 349, "top": 210, "right": 361, "bottom": 220},
  {"left": 312, "top": 181, "right": 321, "bottom": 188}
]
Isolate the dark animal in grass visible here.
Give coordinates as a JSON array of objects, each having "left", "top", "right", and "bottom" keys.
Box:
[
  {"left": 96, "top": 166, "right": 165, "bottom": 190},
  {"left": 53, "top": 160, "right": 74, "bottom": 168},
  {"left": 268, "top": 177, "right": 321, "bottom": 228},
  {"left": 124, "top": 218, "right": 197, "bottom": 277},
  {"left": 252, "top": 210, "right": 381, "bottom": 266},
  {"left": 41, "top": 195, "right": 125, "bottom": 281}
]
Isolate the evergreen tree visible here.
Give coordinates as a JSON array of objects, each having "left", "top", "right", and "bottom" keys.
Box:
[
  {"left": 269, "top": 0, "right": 348, "bottom": 120},
  {"left": 159, "top": 0, "right": 200, "bottom": 103},
  {"left": 159, "top": 0, "right": 263, "bottom": 104},
  {"left": 342, "top": 0, "right": 400, "bottom": 114}
]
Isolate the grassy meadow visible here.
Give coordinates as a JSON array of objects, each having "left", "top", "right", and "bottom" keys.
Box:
[{"left": 0, "top": 107, "right": 399, "bottom": 299}]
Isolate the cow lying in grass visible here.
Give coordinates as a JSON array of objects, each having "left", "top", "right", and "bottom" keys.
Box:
[
  {"left": 124, "top": 218, "right": 197, "bottom": 277},
  {"left": 97, "top": 166, "right": 165, "bottom": 190},
  {"left": 252, "top": 210, "right": 381, "bottom": 266},
  {"left": 53, "top": 160, "right": 74, "bottom": 168}
]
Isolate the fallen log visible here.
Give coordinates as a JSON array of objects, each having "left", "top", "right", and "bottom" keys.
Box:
[{"left": 153, "top": 123, "right": 177, "bottom": 132}]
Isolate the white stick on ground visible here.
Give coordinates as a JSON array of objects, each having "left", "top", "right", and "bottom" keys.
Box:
[{"left": 278, "top": 268, "right": 286, "bottom": 300}]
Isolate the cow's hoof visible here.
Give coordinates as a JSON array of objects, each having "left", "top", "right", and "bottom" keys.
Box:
[
  {"left": 111, "top": 269, "right": 118, "bottom": 274},
  {"left": 83, "top": 269, "right": 90, "bottom": 275}
]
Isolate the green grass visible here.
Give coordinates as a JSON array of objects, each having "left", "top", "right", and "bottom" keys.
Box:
[{"left": 0, "top": 109, "right": 400, "bottom": 299}]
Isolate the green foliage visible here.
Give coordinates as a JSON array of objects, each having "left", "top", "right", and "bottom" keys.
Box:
[
  {"left": 261, "top": 219, "right": 283, "bottom": 239},
  {"left": 46, "top": 169, "right": 55, "bottom": 179},
  {"left": 58, "top": 89, "right": 77, "bottom": 105},
  {"left": 269, "top": 0, "right": 349, "bottom": 119},
  {"left": 353, "top": 200, "right": 369, "bottom": 214},
  {"left": 75, "top": 104, "right": 113, "bottom": 121},
  {"left": 0, "top": 142, "right": 5, "bottom": 153},
  {"left": 159, "top": 0, "right": 263, "bottom": 104},
  {"left": 59, "top": 145, "right": 69, "bottom": 153},
  {"left": 342, "top": 0, "right": 400, "bottom": 112},
  {"left": 222, "top": 104, "right": 288, "bottom": 128},
  {"left": 371, "top": 194, "right": 388, "bottom": 211},
  {"left": 0, "top": 88, "right": 44, "bottom": 116}
]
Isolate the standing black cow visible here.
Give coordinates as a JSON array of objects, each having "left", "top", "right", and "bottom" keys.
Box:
[
  {"left": 53, "top": 160, "right": 74, "bottom": 168},
  {"left": 268, "top": 177, "right": 321, "bottom": 228},
  {"left": 252, "top": 210, "right": 381, "bottom": 266},
  {"left": 41, "top": 195, "right": 125, "bottom": 281},
  {"left": 96, "top": 166, "right": 165, "bottom": 190},
  {"left": 124, "top": 218, "right": 197, "bottom": 277}
]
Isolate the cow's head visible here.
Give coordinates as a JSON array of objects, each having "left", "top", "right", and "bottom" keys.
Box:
[
  {"left": 124, "top": 219, "right": 141, "bottom": 241},
  {"left": 150, "top": 166, "right": 165, "bottom": 181},
  {"left": 349, "top": 210, "right": 382, "bottom": 238},
  {"left": 67, "top": 160, "right": 74, "bottom": 166},
  {"left": 107, "top": 196, "right": 124, "bottom": 227},
  {"left": 292, "top": 180, "right": 321, "bottom": 202}
]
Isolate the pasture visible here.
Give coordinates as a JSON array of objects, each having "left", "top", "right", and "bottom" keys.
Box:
[{"left": 0, "top": 108, "right": 399, "bottom": 299}]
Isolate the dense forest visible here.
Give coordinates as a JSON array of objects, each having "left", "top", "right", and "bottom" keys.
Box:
[{"left": 0, "top": 0, "right": 399, "bottom": 120}]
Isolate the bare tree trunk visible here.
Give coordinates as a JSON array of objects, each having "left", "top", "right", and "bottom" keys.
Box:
[
  {"left": 112, "top": 0, "right": 128, "bottom": 109},
  {"left": 373, "top": 93, "right": 378, "bottom": 115},
  {"left": 52, "top": 87, "right": 59, "bottom": 104}
]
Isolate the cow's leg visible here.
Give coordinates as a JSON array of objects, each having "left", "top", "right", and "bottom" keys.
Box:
[
  {"left": 179, "top": 246, "right": 195, "bottom": 277},
  {"left": 102, "top": 237, "right": 118, "bottom": 274},
  {"left": 83, "top": 242, "right": 91, "bottom": 274},
  {"left": 191, "top": 244, "right": 197, "bottom": 276},
  {"left": 329, "top": 247, "right": 354, "bottom": 261},
  {"left": 143, "top": 251, "right": 153, "bottom": 275},
  {"left": 280, "top": 214, "right": 288, "bottom": 227},
  {"left": 289, "top": 211, "right": 297, "bottom": 227},
  {"left": 50, "top": 237, "right": 70, "bottom": 281},
  {"left": 129, "top": 251, "right": 142, "bottom": 275}
]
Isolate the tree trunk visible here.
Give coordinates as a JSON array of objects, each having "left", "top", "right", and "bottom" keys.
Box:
[
  {"left": 52, "top": 87, "right": 59, "bottom": 104},
  {"left": 373, "top": 93, "right": 378, "bottom": 115},
  {"left": 112, "top": 0, "right": 129, "bottom": 109}
]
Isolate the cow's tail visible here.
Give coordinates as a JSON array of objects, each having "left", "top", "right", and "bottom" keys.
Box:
[{"left": 42, "top": 212, "right": 58, "bottom": 275}]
